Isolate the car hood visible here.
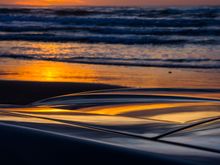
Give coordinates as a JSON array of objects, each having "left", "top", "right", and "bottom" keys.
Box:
[{"left": 1, "top": 88, "right": 220, "bottom": 140}]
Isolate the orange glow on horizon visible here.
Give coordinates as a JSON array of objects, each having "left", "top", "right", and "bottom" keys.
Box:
[{"left": 15, "top": 0, "right": 84, "bottom": 6}]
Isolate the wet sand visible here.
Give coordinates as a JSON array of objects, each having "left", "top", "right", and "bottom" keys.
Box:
[
  {"left": 1, "top": 58, "right": 220, "bottom": 105},
  {"left": 1, "top": 58, "right": 220, "bottom": 88}
]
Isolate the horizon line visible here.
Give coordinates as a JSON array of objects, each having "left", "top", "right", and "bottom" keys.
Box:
[
  {"left": 0, "top": 4, "right": 220, "bottom": 8},
  {"left": 0, "top": 4, "right": 220, "bottom": 7}
]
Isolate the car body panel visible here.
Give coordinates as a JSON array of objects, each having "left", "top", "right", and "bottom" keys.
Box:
[
  {"left": 161, "top": 119, "right": 220, "bottom": 152},
  {"left": 0, "top": 88, "right": 220, "bottom": 164}
]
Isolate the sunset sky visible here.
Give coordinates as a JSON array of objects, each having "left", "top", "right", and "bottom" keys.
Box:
[{"left": 0, "top": 0, "right": 220, "bottom": 6}]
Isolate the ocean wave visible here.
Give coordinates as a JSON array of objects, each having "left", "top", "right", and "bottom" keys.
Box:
[
  {"left": 1, "top": 54, "right": 220, "bottom": 69},
  {"left": 54, "top": 9, "right": 109, "bottom": 16},
  {"left": 0, "top": 25, "right": 220, "bottom": 36},
  {"left": 0, "top": 8, "right": 31, "bottom": 14},
  {"left": 0, "top": 15, "right": 219, "bottom": 28},
  {"left": 138, "top": 8, "right": 220, "bottom": 18},
  {"left": 53, "top": 8, "right": 220, "bottom": 18},
  {"left": 0, "top": 33, "right": 219, "bottom": 45},
  {"left": 0, "top": 7, "right": 220, "bottom": 18},
  {"left": 0, "top": 7, "right": 219, "bottom": 45}
]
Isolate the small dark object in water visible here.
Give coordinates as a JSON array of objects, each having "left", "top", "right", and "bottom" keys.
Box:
[{"left": 169, "top": 71, "right": 172, "bottom": 74}]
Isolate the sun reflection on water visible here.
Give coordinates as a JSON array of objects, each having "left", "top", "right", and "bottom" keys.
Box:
[{"left": 0, "top": 59, "right": 98, "bottom": 82}]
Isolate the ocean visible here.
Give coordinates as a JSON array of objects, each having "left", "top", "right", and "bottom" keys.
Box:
[{"left": 0, "top": 6, "right": 220, "bottom": 69}]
